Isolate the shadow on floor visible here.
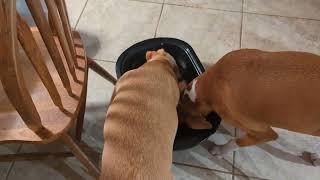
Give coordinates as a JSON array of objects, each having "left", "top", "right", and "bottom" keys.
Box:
[
  {"left": 257, "top": 143, "right": 313, "bottom": 166},
  {"left": 78, "top": 31, "right": 101, "bottom": 59},
  {"left": 41, "top": 159, "right": 91, "bottom": 180},
  {"left": 82, "top": 103, "right": 109, "bottom": 152}
]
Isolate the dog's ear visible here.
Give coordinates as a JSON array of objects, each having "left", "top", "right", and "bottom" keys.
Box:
[
  {"left": 157, "top": 48, "right": 165, "bottom": 53},
  {"left": 146, "top": 51, "right": 156, "bottom": 61},
  {"left": 178, "top": 80, "right": 187, "bottom": 93}
]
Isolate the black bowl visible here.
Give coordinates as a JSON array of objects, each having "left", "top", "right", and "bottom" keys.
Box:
[{"left": 116, "top": 37, "right": 221, "bottom": 150}]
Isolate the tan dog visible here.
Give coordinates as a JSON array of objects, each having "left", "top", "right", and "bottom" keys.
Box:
[
  {"left": 101, "top": 49, "right": 180, "bottom": 180},
  {"left": 184, "top": 49, "right": 320, "bottom": 166}
]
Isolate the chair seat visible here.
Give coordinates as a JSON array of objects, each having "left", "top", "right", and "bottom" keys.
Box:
[{"left": 0, "top": 29, "right": 88, "bottom": 143}]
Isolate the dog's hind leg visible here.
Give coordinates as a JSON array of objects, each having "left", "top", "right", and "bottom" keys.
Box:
[
  {"left": 235, "top": 127, "right": 279, "bottom": 147},
  {"left": 312, "top": 129, "right": 320, "bottom": 136}
]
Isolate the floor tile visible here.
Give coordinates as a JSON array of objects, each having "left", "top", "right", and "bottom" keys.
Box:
[
  {"left": 233, "top": 175, "right": 266, "bottom": 180},
  {"left": 172, "top": 164, "right": 232, "bottom": 180},
  {"left": 0, "top": 144, "right": 21, "bottom": 180},
  {"left": 7, "top": 158, "right": 94, "bottom": 180},
  {"left": 157, "top": 5, "right": 241, "bottom": 66},
  {"left": 76, "top": 0, "right": 162, "bottom": 61},
  {"left": 219, "top": 121, "right": 236, "bottom": 137},
  {"left": 131, "top": 0, "right": 163, "bottom": 3},
  {"left": 65, "top": 0, "right": 88, "bottom": 28},
  {"left": 233, "top": 128, "right": 320, "bottom": 180},
  {"left": 173, "top": 131, "right": 234, "bottom": 173},
  {"left": 16, "top": 0, "right": 87, "bottom": 28},
  {"left": 165, "top": 0, "right": 243, "bottom": 12},
  {"left": 242, "top": 13, "right": 320, "bottom": 54},
  {"left": 18, "top": 143, "right": 67, "bottom": 153},
  {"left": 244, "top": 0, "right": 320, "bottom": 20},
  {"left": 6, "top": 143, "right": 94, "bottom": 180},
  {"left": 82, "top": 61, "right": 116, "bottom": 153}
]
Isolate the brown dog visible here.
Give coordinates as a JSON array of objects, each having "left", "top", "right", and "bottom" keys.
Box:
[
  {"left": 177, "top": 93, "right": 212, "bottom": 130},
  {"left": 101, "top": 49, "right": 180, "bottom": 179},
  {"left": 184, "top": 49, "right": 320, "bottom": 165}
]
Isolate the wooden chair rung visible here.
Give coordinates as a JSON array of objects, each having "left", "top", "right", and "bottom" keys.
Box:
[
  {"left": 26, "top": 0, "right": 73, "bottom": 95},
  {"left": 0, "top": 152, "right": 74, "bottom": 162},
  {"left": 88, "top": 59, "right": 117, "bottom": 85},
  {"left": 45, "top": 0, "right": 78, "bottom": 82},
  {"left": 17, "top": 13, "right": 63, "bottom": 109}
]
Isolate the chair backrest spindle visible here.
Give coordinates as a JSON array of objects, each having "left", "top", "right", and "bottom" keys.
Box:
[
  {"left": 25, "top": 0, "right": 73, "bottom": 95},
  {"left": 55, "top": 0, "right": 79, "bottom": 68},
  {"left": 45, "top": 0, "right": 78, "bottom": 82},
  {"left": 17, "top": 12, "right": 63, "bottom": 109},
  {"left": 0, "top": 0, "right": 91, "bottom": 143},
  {"left": 0, "top": 0, "right": 51, "bottom": 139}
]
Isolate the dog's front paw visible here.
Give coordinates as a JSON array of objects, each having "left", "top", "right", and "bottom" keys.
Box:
[
  {"left": 310, "top": 153, "right": 320, "bottom": 166},
  {"left": 208, "top": 145, "right": 225, "bottom": 159}
]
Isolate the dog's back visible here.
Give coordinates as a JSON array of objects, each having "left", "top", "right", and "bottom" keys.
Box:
[{"left": 101, "top": 60, "right": 179, "bottom": 180}]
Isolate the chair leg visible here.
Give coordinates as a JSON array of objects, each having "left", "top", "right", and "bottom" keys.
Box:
[
  {"left": 87, "top": 58, "right": 117, "bottom": 85},
  {"left": 60, "top": 133, "right": 100, "bottom": 178},
  {"left": 75, "top": 83, "right": 87, "bottom": 142}
]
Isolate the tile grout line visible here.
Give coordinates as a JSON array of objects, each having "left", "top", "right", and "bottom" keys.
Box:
[
  {"left": 74, "top": 0, "right": 89, "bottom": 30},
  {"left": 5, "top": 144, "right": 23, "bottom": 180},
  {"left": 243, "top": 11, "right": 320, "bottom": 22},
  {"left": 129, "top": 0, "right": 241, "bottom": 13},
  {"left": 129, "top": 0, "right": 320, "bottom": 22},
  {"left": 154, "top": 1, "right": 165, "bottom": 38},
  {"left": 232, "top": 128, "right": 270, "bottom": 180},
  {"left": 239, "top": 0, "right": 244, "bottom": 49},
  {"left": 233, "top": 2, "right": 243, "bottom": 177},
  {"left": 234, "top": 1, "right": 243, "bottom": 177},
  {"left": 232, "top": 151, "right": 235, "bottom": 180},
  {"left": 169, "top": 2, "right": 320, "bottom": 22},
  {"left": 232, "top": 128, "right": 238, "bottom": 180},
  {"left": 232, "top": 129, "right": 270, "bottom": 180},
  {"left": 173, "top": 161, "right": 269, "bottom": 180},
  {"left": 164, "top": 2, "right": 242, "bottom": 13},
  {"left": 173, "top": 161, "right": 234, "bottom": 175},
  {"left": 128, "top": 0, "right": 162, "bottom": 5}
]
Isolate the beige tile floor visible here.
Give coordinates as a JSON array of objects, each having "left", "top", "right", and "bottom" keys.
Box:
[{"left": 2, "top": 0, "right": 320, "bottom": 179}]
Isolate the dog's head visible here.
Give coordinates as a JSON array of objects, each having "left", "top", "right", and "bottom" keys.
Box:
[
  {"left": 178, "top": 77, "right": 213, "bottom": 129},
  {"left": 146, "top": 49, "right": 176, "bottom": 65},
  {"left": 146, "top": 49, "right": 181, "bottom": 78},
  {"left": 178, "top": 93, "right": 212, "bottom": 130}
]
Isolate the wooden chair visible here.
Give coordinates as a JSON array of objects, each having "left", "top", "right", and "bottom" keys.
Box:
[{"left": 0, "top": 0, "right": 117, "bottom": 178}]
